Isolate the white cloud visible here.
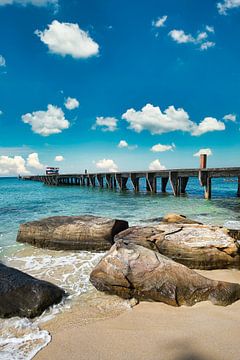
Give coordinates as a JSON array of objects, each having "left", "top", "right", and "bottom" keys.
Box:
[
  {"left": 117, "top": 140, "right": 138, "bottom": 150},
  {"left": 122, "top": 103, "right": 225, "bottom": 137},
  {"left": 0, "top": 55, "right": 6, "bottom": 67},
  {"left": 200, "top": 41, "right": 215, "bottom": 51},
  {"left": 35, "top": 20, "right": 99, "bottom": 59},
  {"left": 0, "top": 0, "right": 58, "bottom": 7},
  {"left": 118, "top": 140, "right": 128, "bottom": 148},
  {"left": 192, "top": 117, "right": 225, "bottom": 136},
  {"left": 151, "top": 143, "right": 175, "bottom": 152},
  {"left": 0, "top": 155, "right": 29, "bottom": 176},
  {"left": 194, "top": 148, "right": 213, "bottom": 157},
  {"left": 96, "top": 159, "right": 118, "bottom": 172},
  {"left": 64, "top": 97, "right": 79, "bottom": 110},
  {"left": 149, "top": 159, "right": 166, "bottom": 171},
  {"left": 22, "top": 104, "right": 70, "bottom": 136},
  {"left": 223, "top": 113, "right": 236, "bottom": 121},
  {"left": 27, "top": 152, "right": 44, "bottom": 169},
  {"left": 217, "top": 0, "right": 240, "bottom": 15},
  {"left": 92, "top": 116, "right": 118, "bottom": 132},
  {"left": 206, "top": 25, "right": 215, "bottom": 33},
  {"left": 169, "top": 29, "right": 194, "bottom": 44},
  {"left": 169, "top": 28, "right": 215, "bottom": 50},
  {"left": 152, "top": 15, "right": 167, "bottom": 28},
  {"left": 55, "top": 155, "right": 64, "bottom": 161}
]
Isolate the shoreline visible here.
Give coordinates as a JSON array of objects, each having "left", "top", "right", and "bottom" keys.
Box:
[{"left": 35, "top": 269, "right": 240, "bottom": 360}]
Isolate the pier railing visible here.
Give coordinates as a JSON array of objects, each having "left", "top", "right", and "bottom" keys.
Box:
[{"left": 21, "top": 167, "right": 240, "bottom": 199}]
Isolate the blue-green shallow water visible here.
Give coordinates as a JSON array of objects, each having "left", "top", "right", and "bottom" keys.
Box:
[
  {"left": 1, "top": 176, "right": 240, "bottom": 253},
  {"left": 1, "top": 176, "right": 240, "bottom": 359}
]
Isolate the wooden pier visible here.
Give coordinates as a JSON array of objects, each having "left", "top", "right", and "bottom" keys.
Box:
[{"left": 21, "top": 167, "right": 240, "bottom": 200}]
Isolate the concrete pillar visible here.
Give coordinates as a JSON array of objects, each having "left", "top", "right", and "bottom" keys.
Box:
[
  {"left": 180, "top": 177, "right": 189, "bottom": 194},
  {"left": 130, "top": 175, "right": 139, "bottom": 191},
  {"left": 147, "top": 175, "right": 157, "bottom": 193},
  {"left": 169, "top": 171, "right": 180, "bottom": 196},
  {"left": 161, "top": 177, "right": 168, "bottom": 192},
  {"left": 204, "top": 177, "right": 212, "bottom": 200}
]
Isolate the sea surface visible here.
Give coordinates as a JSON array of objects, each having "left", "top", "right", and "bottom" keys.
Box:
[{"left": 1, "top": 176, "right": 240, "bottom": 359}]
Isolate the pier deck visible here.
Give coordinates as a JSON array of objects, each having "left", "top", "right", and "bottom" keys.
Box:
[{"left": 21, "top": 167, "right": 240, "bottom": 199}]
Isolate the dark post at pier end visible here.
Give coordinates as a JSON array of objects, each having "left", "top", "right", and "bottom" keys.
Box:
[{"left": 200, "top": 154, "right": 207, "bottom": 169}]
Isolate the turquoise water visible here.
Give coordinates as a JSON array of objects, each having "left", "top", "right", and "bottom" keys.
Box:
[
  {"left": 1, "top": 176, "right": 240, "bottom": 359},
  {"left": 1, "top": 176, "right": 240, "bottom": 253}
]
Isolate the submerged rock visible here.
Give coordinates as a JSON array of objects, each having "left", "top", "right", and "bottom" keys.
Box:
[
  {"left": 0, "top": 263, "right": 65, "bottom": 318},
  {"left": 90, "top": 240, "right": 240, "bottom": 306},
  {"left": 17, "top": 215, "right": 129, "bottom": 251},
  {"left": 115, "top": 224, "right": 240, "bottom": 270},
  {"left": 162, "top": 213, "right": 202, "bottom": 224}
]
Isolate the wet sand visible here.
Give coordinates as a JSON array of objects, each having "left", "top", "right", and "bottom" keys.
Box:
[{"left": 35, "top": 269, "right": 240, "bottom": 360}]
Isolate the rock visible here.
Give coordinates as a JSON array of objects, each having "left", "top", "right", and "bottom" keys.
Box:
[
  {"left": 224, "top": 221, "right": 240, "bottom": 243},
  {"left": 17, "top": 215, "right": 129, "bottom": 251},
  {"left": 0, "top": 263, "right": 65, "bottom": 318},
  {"left": 162, "top": 213, "right": 202, "bottom": 224},
  {"left": 115, "top": 224, "right": 240, "bottom": 270},
  {"left": 90, "top": 240, "right": 240, "bottom": 306}
]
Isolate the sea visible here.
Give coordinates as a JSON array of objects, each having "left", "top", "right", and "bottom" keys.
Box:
[{"left": 0, "top": 176, "right": 240, "bottom": 359}]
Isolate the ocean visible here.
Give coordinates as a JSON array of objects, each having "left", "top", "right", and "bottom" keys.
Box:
[{"left": 0, "top": 176, "right": 240, "bottom": 359}]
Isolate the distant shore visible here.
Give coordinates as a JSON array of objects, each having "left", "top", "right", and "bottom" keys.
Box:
[{"left": 36, "top": 269, "right": 240, "bottom": 360}]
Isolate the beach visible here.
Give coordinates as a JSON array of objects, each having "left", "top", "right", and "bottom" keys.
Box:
[{"left": 36, "top": 269, "right": 240, "bottom": 360}]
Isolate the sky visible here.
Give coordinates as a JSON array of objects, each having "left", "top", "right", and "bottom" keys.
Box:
[{"left": 0, "top": 0, "right": 240, "bottom": 175}]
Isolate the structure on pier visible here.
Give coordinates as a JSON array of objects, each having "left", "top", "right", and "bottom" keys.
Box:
[{"left": 21, "top": 155, "right": 240, "bottom": 199}]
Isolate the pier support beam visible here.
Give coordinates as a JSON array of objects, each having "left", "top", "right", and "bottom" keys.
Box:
[
  {"left": 161, "top": 177, "right": 168, "bottom": 193},
  {"left": 130, "top": 174, "right": 139, "bottom": 191},
  {"left": 199, "top": 171, "right": 212, "bottom": 199},
  {"left": 237, "top": 176, "right": 240, "bottom": 197},
  {"left": 169, "top": 172, "right": 180, "bottom": 196},
  {"left": 180, "top": 177, "right": 189, "bottom": 194},
  {"left": 146, "top": 174, "right": 157, "bottom": 193},
  {"left": 116, "top": 176, "right": 128, "bottom": 190}
]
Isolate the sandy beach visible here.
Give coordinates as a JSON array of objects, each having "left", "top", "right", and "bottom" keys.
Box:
[{"left": 36, "top": 269, "right": 240, "bottom": 360}]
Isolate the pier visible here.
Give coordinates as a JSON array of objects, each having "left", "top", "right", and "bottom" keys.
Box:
[{"left": 21, "top": 166, "right": 240, "bottom": 199}]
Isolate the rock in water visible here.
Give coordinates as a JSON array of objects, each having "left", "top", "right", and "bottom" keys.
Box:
[
  {"left": 17, "top": 215, "right": 129, "bottom": 251},
  {"left": 0, "top": 263, "right": 65, "bottom": 318},
  {"left": 162, "top": 213, "right": 202, "bottom": 224},
  {"left": 115, "top": 224, "right": 240, "bottom": 270},
  {"left": 90, "top": 240, "right": 240, "bottom": 306}
]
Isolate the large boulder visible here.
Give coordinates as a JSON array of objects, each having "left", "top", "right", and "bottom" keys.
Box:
[
  {"left": 17, "top": 215, "right": 129, "bottom": 251},
  {"left": 90, "top": 240, "right": 240, "bottom": 306},
  {"left": 115, "top": 224, "right": 240, "bottom": 270},
  {"left": 0, "top": 263, "right": 65, "bottom": 318}
]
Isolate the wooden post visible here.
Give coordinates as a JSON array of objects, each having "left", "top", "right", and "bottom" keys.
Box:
[
  {"left": 180, "top": 177, "right": 189, "bottom": 194},
  {"left": 161, "top": 177, "right": 168, "bottom": 192},
  {"left": 200, "top": 154, "right": 207, "bottom": 169},
  {"left": 205, "top": 177, "right": 212, "bottom": 199},
  {"left": 169, "top": 171, "right": 180, "bottom": 196}
]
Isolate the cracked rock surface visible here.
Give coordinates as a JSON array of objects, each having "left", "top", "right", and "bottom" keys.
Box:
[
  {"left": 115, "top": 224, "right": 240, "bottom": 269},
  {"left": 90, "top": 240, "right": 240, "bottom": 306},
  {"left": 17, "top": 215, "right": 129, "bottom": 251}
]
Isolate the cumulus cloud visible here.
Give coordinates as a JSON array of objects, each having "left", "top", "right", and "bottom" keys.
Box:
[
  {"left": 169, "top": 28, "right": 215, "bottom": 50},
  {"left": 118, "top": 140, "right": 128, "bottom": 148},
  {"left": 0, "top": 155, "right": 29, "bottom": 176},
  {"left": 122, "top": 103, "right": 225, "bottom": 137},
  {"left": 64, "top": 97, "right": 79, "bottom": 110},
  {"left": 35, "top": 20, "right": 99, "bottom": 59},
  {"left": 194, "top": 148, "right": 212, "bottom": 157},
  {"left": 151, "top": 143, "right": 175, "bottom": 152},
  {"left": 217, "top": 0, "right": 240, "bottom": 14},
  {"left": 27, "top": 152, "right": 44, "bottom": 169},
  {"left": 0, "top": 55, "right": 6, "bottom": 67},
  {"left": 92, "top": 116, "right": 118, "bottom": 132},
  {"left": 223, "top": 113, "right": 236, "bottom": 121},
  {"left": 55, "top": 155, "right": 64, "bottom": 162},
  {"left": 149, "top": 159, "right": 166, "bottom": 171},
  {"left": 22, "top": 104, "right": 70, "bottom": 136},
  {"left": 192, "top": 117, "right": 225, "bottom": 136},
  {"left": 96, "top": 159, "right": 118, "bottom": 172},
  {"left": 152, "top": 15, "right": 167, "bottom": 28}
]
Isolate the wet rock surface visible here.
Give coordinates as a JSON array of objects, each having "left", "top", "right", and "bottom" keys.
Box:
[
  {"left": 0, "top": 263, "right": 65, "bottom": 318},
  {"left": 115, "top": 223, "right": 240, "bottom": 270},
  {"left": 17, "top": 215, "right": 129, "bottom": 251},
  {"left": 90, "top": 240, "right": 240, "bottom": 306}
]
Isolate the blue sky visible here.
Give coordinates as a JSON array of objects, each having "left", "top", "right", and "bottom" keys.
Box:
[{"left": 0, "top": 0, "right": 240, "bottom": 175}]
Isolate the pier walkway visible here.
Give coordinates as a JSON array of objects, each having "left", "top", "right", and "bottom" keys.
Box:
[{"left": 22, "top": 167, "right": 240, "bottom": 199}]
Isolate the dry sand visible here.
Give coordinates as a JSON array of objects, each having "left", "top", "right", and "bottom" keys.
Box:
[{"left": 36, "top": 269, "right": 240, "bottom": 360}]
